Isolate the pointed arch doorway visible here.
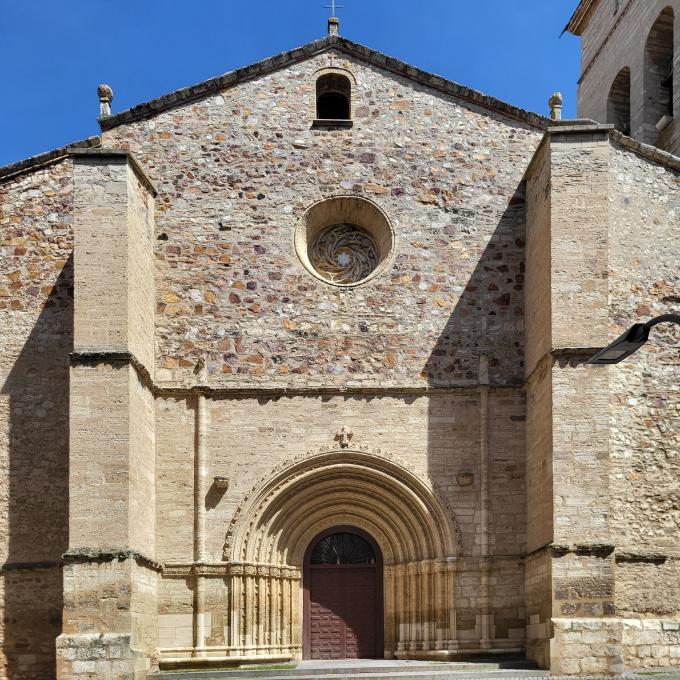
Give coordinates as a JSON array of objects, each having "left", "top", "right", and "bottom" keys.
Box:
[{"left": 303, "top": 527, "right": 384, "bottom": 660}]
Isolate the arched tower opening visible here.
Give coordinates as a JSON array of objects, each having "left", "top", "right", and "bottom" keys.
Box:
[
  {"left": 607, "top": 67, "right": 631, "bottom": 136},
  {"left": 644, "top": 7, "right": 674, "bottom": 144},
  {"left": 316, "top": 73, "right": 352, "bottom": 120}
]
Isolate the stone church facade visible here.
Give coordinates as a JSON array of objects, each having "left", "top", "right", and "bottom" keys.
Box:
[{"left": 0, "top": 3, "right": 679, "bottom": 678}]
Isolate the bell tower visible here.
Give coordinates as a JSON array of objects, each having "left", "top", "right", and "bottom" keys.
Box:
[{"left": 566, "top": 0, "right": 679, "bottom": 154}]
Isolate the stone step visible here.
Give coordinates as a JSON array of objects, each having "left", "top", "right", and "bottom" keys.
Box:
[
  {"left": 150, "top": 663, "right": 548, "bottom": 680},
  {"left": 152, "top": 672, "right": 549, "bottom": 680}
]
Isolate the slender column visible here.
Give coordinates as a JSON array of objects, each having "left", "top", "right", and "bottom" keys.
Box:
[
  {"left": 428, "top": 561, "right": 436, "bottom": 649},
  {"left": 290, "top": 571, "right": 302, "bottom": 655},
  {"left": 269, "top": 570, "right": 279, "bottom": 653},
  {"left": 434, "top": 559, "right": 446, "bottom": 650},
  {"left": 396, "top": 565, "right": 402, "bottom": 656},
  {"left": 230, "top": 567, "right": 244, "bottom": 655},
  {"left": 420, "top": 560, "right": 431, "bottom": 650},
  {"left": 447, "top": 559, "right": 458, "bottom": 650},
  {"left": 281, "top": 572, "right": 291, "bottom": 653},
  {"left": 479, "top": 357, "right": 492, "bottom": 649},
  {"left": 193, "top": 392, "right": 208, "bottom": 653},
  {"left": 245, "top": 566, "right": 257, "bottom": 653},
  {"left": 257, "top": 570, "right": 267, "bottom": 653},
  {"left": 384, "top": 565, "right": 395, "bottom": 656},
  {"left": 397, "top": 564, "right": 409, "bottom": 652},
  {"left": 408, "top": 563, "right": 419, "bottom": 651}
]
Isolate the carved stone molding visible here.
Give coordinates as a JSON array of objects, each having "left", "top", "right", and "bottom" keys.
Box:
[
  {"left": 223, "top": 446, "right": 461, "bottom": 565},
  {"left": 63, "top": 547, "right": 162, "bottom": 573}
]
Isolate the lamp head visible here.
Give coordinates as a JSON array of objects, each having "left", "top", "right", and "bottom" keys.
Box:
[{"left": 588, "top": 323, "right": 650, "bottom": 364}]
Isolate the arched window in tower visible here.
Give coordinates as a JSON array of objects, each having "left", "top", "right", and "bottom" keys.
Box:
[
  {"left": 607, "top": 67, "right": 631, "bottom": 136},
  {"left": 316, "top": 73, "right": 352, "bottom": 121},
  {"left": 644, "top": 7, "right": 674, "bottom": 142}
]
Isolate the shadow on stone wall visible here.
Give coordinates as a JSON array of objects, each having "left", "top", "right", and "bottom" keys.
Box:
[
  {"left": 422, "top": 185, "right": 526, "bottom": 388},
  {"left": 423, "top": 185, "right": 527, "bottom": 641},
  {"left": 1, "top": 256, "right": 73, "bottom": 680}
]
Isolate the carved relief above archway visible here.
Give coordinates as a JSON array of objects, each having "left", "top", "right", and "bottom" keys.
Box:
[{"left": 222, "top": 447, "right": 462, "bottom": 660}]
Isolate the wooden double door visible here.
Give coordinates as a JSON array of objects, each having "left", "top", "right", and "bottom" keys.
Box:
[{"left": 304, "top": 529, "right": 383, "bottom": 660}]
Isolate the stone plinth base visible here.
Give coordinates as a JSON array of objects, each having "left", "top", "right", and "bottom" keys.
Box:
[
  {"left": 158, "top": 654, "right": 293, "bottom": 671},
  {"left": 551, "top": 618, "right": 680, "bottom": 675},
  {"left": 56, "top": 634, "right": 151, "bottom": 680}
]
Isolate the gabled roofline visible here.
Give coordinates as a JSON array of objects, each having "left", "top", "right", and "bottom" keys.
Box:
[
  {"left": 0, "top": 136, "right": 101, "bottom": 183},
  {"left": 0, "top": 138, "right": 159, "bottom": 194},
  {"left": 564, "top": 0, "right": 600, "bottom": 36},
  {"left": 610, "top": 129, "right": 680, "bottom": 172},
  {"left": 99, "top": 35, "right": 548, "bottom": 132}
]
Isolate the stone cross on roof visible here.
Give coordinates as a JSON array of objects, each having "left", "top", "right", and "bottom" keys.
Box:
[{"left": 325, "top": 0, "right": 343, "bottom": 17}]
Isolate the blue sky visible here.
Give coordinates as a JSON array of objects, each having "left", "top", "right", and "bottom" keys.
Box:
[{"left": 0, "top": 1, "right": 581, "bottom": 166}]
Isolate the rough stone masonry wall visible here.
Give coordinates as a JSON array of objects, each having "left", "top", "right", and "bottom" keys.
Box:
[
  {"left": 576, "top": 0, "right": 680, "bottom": 154},
  {"left": 0, "top": 158, "right": 74, "bottom": 679},
  {"left": 608, "top": 142, "right": 680, "bottom": 658},
  {"left": 103, "top": 51, "right": 540, "bottom": 389}
]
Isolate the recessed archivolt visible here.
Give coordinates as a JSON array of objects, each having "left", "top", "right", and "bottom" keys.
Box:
[{"left": 223, "top": 448, "right": 459, "bottom": 566}]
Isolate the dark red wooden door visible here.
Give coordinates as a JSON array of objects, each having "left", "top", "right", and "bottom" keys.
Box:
[
  {"left": 309, "top": 565, "right": 378, "bottom": 659},
  {"left": 305, "top": 529, "right": 383, "bottom": 660}
]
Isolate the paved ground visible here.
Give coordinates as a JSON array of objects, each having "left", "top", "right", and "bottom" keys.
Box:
[
  {"left": 294, "top": 660, "right": 680, "bottom": 675},
  {"left": 610, "top": 672, "right": 680, "bottom": 680},
  {"left": 152, "top": 660, "right": 680, "bottom": 679},
  {"left": 296, "top": 660, "right": 498, "bottom": 668},
  {"left": 291, "top": 661, "right": 680, "bottom": 679}
]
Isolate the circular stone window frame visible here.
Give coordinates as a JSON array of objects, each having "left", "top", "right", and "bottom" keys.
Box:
[{"left": 295, "top": 195, "right": 396, "bottom": 288}]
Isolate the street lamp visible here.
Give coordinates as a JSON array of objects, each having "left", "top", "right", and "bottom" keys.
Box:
[{"left": 588, "top": 314, "right": 680, "bottom": 365}]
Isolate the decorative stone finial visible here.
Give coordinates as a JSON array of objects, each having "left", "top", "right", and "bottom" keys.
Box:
[
  {"left": 98, "top": 84, "right": 113, "bottom": 118},
  {"left": 328, "top": 16, "right": 339, "bottom": 36},
  {"left": 549, "top": 92, "right": 563, "bottom": 121},
  {"left": 335, "top": 426, "right": 353, "bottom": 449}
]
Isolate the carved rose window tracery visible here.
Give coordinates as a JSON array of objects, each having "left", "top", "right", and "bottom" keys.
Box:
[
  {"left": 296, "top": 196, "right": 394, "bottom": 287},
  {"left": 309, "top": 223, "right": 379, "bottom": 284}
]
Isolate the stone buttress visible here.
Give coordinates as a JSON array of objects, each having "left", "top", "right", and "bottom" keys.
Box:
[{"left": 56, "top": 150, "right": 158, "bottom": 680}]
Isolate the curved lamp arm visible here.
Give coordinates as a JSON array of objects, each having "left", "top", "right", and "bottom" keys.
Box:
[
  {"left": 588, "top": 313, "right": 680, "bottom": 365},
  {"left": 644, "top": 313, "right": 680, "bottom": 330}
]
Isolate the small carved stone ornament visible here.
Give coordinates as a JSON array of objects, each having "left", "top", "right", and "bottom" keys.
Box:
[
  {"left": 457, "top": 471, "right": 474, "bottom": 487},
  {"left": 98, "top": 83, "right": 114, "bottom": 117},
  {"left": 213, "top": 476, "right": 229, "bottom": 491},
  {"left": 335, "top": 426, "right": 354, "bottom": 448},
  {"left": 549, "top": 92, "right": 563, "bottom": 121}
]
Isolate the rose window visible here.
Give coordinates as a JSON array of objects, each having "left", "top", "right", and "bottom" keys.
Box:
[
  {"left": 296, "top": 196, "right": 394, "bottom": 288},
  {"left": 309, "top": 223, "right": 379, "bottom": 284}
]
